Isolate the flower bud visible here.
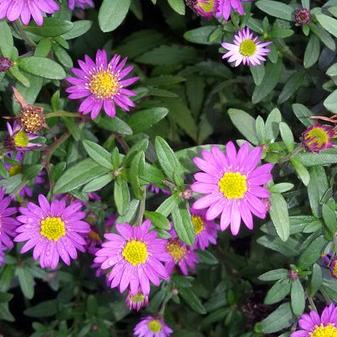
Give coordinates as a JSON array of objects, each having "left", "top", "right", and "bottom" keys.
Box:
[
  {"left": 0, "top": 57, "right": 12, "bottom": 72},
  {"left": 294, "top": 8, "right": 311, "bottom": 26}
]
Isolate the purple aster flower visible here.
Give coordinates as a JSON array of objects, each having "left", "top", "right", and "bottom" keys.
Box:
[
  {"left": 0, "top": 56, "right": 12, "bottom": 72},
  {"left": 6, "top": 122, "right": 41, "bottom": 152},
  {"left": 0, "top": 188, "right": 18, "bottom": 250},
  {"left": 147, "top": 184, "right": 170, "bottom": 195},
  {"left": 291, "top": 304, "right": 337, "bottom": 337},
  {"left": 302, "top": 124, "right": 335, "bottom": 153},
  {"left": 66, "top": 50, "right": 139, "bottom": 119},
  {"left": 190, "top": 208, "right": 218, "bottom": 250},
  {"left": 222, "top": 28, "right": 271, "bottom": 67},
  {"left": 215, "top": 0, "right": 247, "bottom": 21},
  {"left": 105, "top": 213, "right": 117, "bottom": 229},
  {"left": 126, "top": 290, "right": 149, "bottom": 311},
  {"left": 0, "top": 243, "right": 5, "bottom": 266},
  {"left": 68, "top": 0, "right": 94, "bottom": 10},
  {"left": 134, "top": 316, "right": 173, "bottom": 337},
  {"left": 0, "top": 0, "right": 59, "bottom": 26},
  {"left": 94, "top": 221, "right": 170, "bottom": 295},
  {"left": 191, "top": 142, "right": 273, "bottom": 235},
  {"left": 165, "top": 228, "right": 198, "bottom": 276},
  {"left": 15, "top": 195, "right": 90, "bottom": 269},
  {"left": 186, "top": 0, "right": 216, "bottom": 18}
]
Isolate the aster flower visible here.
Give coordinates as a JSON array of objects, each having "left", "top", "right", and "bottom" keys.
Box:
[
  {"left": 66, "top": 50, "right": 139, "bottom": 119},
  {"left": 126, "top": 290, "right": 149, "bottom": 311},
  {"left": 15, "top": 195, "right": 90, "bottom": 269},
  {"left": 0, "top": 0, "right": 59, "bottom": 26},
  {"left": 165, "top": 228, "right": 198, "bottom": 276},
  {"left": 291, "top": 304, "right": 337, "bottom": 337},
  {"left": 215, "top": 0, "right": 246, "bottom": 21},
  {"left": 68, "top": 0, "right": 94, "bottom": 10},
  {"left": 191, "top": 142, "right": 273, "bottom": 235},
  {"left": 186, "top": 0, "right": 216, "bottom": 18},
  {"left": 147, "top": 184, "right": 170, "bottom": 195},
  {"left": 6, "top": 122, "right": 41, "bottom": 152},
  {"left": 221, "top": 28, "right": 271, "bottom": 67},
  {"left": 134, "top": 316, "right": 173, "bottom": 337},
  {"left": 0, "top": 243, "right": 5, "bottom": 266},
  {"left": 94, "top": 221, "right": 170, "bottom": 295},
  {"left": 190, "top": 208, "right": 218, "bottom": 250},
  {"left": 302, "top": 124, "right": 335, "bottom": 153}
]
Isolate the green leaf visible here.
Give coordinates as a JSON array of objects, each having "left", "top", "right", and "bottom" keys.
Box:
[
  {"left": 324, "top": 90, "right": 337, "bottom": 113},
  {"left": 316, "top": 14, "right": 337, "bottom": 39},
  {"left": 128, "top": 151, "right": 145, "bottom": 200},
  {"left": 259, "top": 268, "right": 289, "bottom": 281},
  {"left": 15, "top": 267, "right": 34, "bottom": 300},
  {"left": 179, "top": 288, "right": 207, "bottom": 314},
  {"left": 269, "top": 193, "right": 290, "bottom": 241},
  {"left": 250, "top": 64, "right": 265, "bottom": 86},
  {"left": 279, "top": 122, "right": 295, "bottom": 152},
  {"left": 167, "top": 0, "right": 185, "bottom": 15},
  {"left": 25, "top": 18, "right": 73, "bottom": 37},
  {"left": 310, "top": 22, "right": 336, "bottom": 51},
  {"left": 278, "top": 71, "right": 306, "bottom": 104},
  {"left": 304, "top": 35, "right": 320, "bottom": 68},
  {"left": 9, "top": 66, "right": 30, "bottom": 87},
  {"left": 114, "top": 177, "right": 130, "bottom": 215},
  {"left": 309, "top": 264, "right": 323, "bottom": 296},
  {"left": 62, "top": 20, "right": 92, "bottom": 40},
  {"left": 269, "top": 183, "right": 294, "bottom": 193},
  {"left": 184, "top": 26, "right": 219, "bottom": 45},
  {"left": 292, "top": 103, "right": 313, "bottom": 126},
  {"left": 171, "top": 204, "right": 195, "bottom": 245},
  {"left": 298, "top": 236, "right": 327, "bottom": 268},
  {"left": 298, "top": 149, "right": 337, "bottom": 166},
  {"left": 264, "top": 279, "right": 291, "bottom": 305},
  {"left": 24, "top": 300, "right": 58, "bottom": 318},
  {"left": 82, "top": 173, "right": 113, "bottom": 192},
  {"left": 82, "top": 140, "right": 113, "bottom": 170},
  {"left": 95, "top": 116, "right": 133, "bottom": 135},
  {"left": 0, "top": 21, "right": 13, "bottom": 58},
  {"left": 291, "top": 157, "right": 310, "bottom": 186},
  {"left": 322, "top": 202, "right": 337, "bottom": 235},
  {"left": 197, "top": 250, "right": 218, "bottom": 265},
  {"left": 256, "top": 0, "right": 293, "bottom": 21},
  {"left": 98, "top": 0, "right": 131, "bottom": 32},
  {"left": 128, "top": 107, "right": 168, "bottom": 133},
  {"left": 18, "top": 57, "right": 66, "bottom": 80},
  {"left": 260, "top": 303, "right": 293, "bottom": 333},
  {"left": 156, "top": 193, "right": 180, "bottom": 216},
  {"left": 144, "top": 211, "right": 170, "bottom": 230},
  {"left": 291, "top": 279, "right": 305, "bottom": 316},
  {"left": 265, "top": 108, "right": 282, "bottom": 142}
]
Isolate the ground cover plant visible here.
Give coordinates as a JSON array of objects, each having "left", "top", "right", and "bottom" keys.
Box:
[{"left": 1, "top": 0, "right": 337, "bottom": 337}]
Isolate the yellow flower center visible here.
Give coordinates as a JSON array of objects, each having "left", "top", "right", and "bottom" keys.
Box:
[
  {"left": 166, "top": 239, "right": 187, "bottom": 263},
  {"left": 147, "top": 320, "right": 162, "bottom": 333},
  {"left": 40, "top": 217, "right": 66, "bottom": 241},
  {"left": 218, "top": 172, "right": 247, "bottom": 199},
  {"left": 198, "top": 0, "right": 215, "bottom": 13},
  {"left": 122, "top": 240, "right": 148, "bottom": 266},
  {"left": 89, "top": 70, "right": 119, "bottom": 99},
  {"left": 13, "top": 130, "right": 29, "bottom": 148},
  {"left": 130, "top": 292, "right": 145, "bottom": 303},
  {"left": 310, "top": 324, "right": 337, "bottom": 337},
  {"left": 305, "top": 127, "right": 329, "bottom": 147},
  {"left": 8, "top": 164, "right": 22, "bottom": 176},
  {"left": 192, "top": 216, "right": 205, "bottom": 235},
  {"left": 239, "top": 39, "right": 257, "bottom": 57}
]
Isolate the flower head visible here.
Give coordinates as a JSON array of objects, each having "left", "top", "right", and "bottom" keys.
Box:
[
  {"left": 15, "top": 195, "right": 90, "bottom": 269},
  {"left": 302, "top": 124, "right": 335, "bottom": 153},
  {"left": 222, "top": 28, "right": 271, "bottom": 67},
  {"left": 19, "top": 105, "right": 46, "bottom": 134},
  {"left": 291, "top": 304, "right": 337, "bottom": 337},
  {"left": 0, "top": 243, "right": 5, "bottom": 266},
  {"left": 68, "top": 0, "right": 94, "bottom": 10},
  {"left": 191, "top": 142, "right": 273, "bottom": 235},
  {"left": 215, "top": 0, "right": 246, "bottom": 21},
  {"left": 126, "top": 290, "right": 149, "bottom": 311},
  {"left": 134, "top": 316, "right": 173, "bottom": 337},
  {"left": 165, "top": 228, "right": 198, "bottom": 276},
  {"left": 186, "top": 0, "right": 216, "bottom": 18},
  {"left": 94, "top": 221, "right": 170, "bottom": 295},
  {"left": 0, "top": 0, "right": 59, "bottom": 25},
  {"left": 66, "top": 50, "right": 139, "bottom": 119},
  {"left": 190, "top": 208, "right": 218, "bottom": 250},
  {"left": 294, "top": 7, "right": 311, "bottom": 26},
  {"left": 0, "top": 57, "right": 12, "bottom": 72}
]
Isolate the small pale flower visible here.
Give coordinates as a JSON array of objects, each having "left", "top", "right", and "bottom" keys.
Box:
[
  {"left": 66, "top": 49, "right": 139, "bottom": 119},
  {"left": 126, "top": 290, "right": 149, "bottom": 311},
  {"left": 222, "top": 28, "right": 271, "bottom": 67},
  {"left": 215, "top": 0, "right": 246, "bottom": 21},
  {"left": 134, "top": 316, "right": 173, "bottom": 337},
  {"left": 94, "top": 221, "right": 170, "bottom": 295},
  {"left": 186, "top": 0, "right": 216, "bottom": 18},
  {"left": 302, "top": 124, "right": 335, "bottom": 153},
  {"left": 15, "top": 195, "right": 90, "bottom": 269},
  {"left": 191, "top": 142, "right": 273, "bottom": 235},
  {"left": 68, "top": 0, "right": 94, "bottom": 10}
]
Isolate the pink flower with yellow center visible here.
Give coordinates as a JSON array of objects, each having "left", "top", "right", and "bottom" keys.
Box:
[
  {"left": 191, "top": 142, "right": 273, "bottom": 235},
  {"left": 67, "top": 0, "right": 94, "bottom": 10},
  {"left": 126, "top": 290, "right": 149, "bottom": 311},
  {"left": 134, "top": 316, "right": 173, "bottom": 337},
  {"left": 186, "top": 0, "right": 216, "bottom": 18},
  {"left": 94, "top": 221, "right": 170, "bottom": 295},
  {"left": 215, "top": 0, "right": 247, "bottom": 21},
  {"left": 302, "top": 124, "right": 335, "bottom": 153},
  {"left": 291, "top": 304, "right": 337, "bottom": 337},
  {"left": 66, "top": 49, "right": 139, "bottom": 119}
]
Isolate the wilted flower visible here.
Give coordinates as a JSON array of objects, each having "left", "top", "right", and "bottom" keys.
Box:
[
  {"left": 0, "top": 57, "right": 12, "bottom": 72},
  {"left": 294, "top": 7, "right": 311, "bottom": 26},
  {"left": 0, "top": 0, "right": 59, "bottom": 25},
  {"left": 302, "top": 124, "right": 335, "bottom": 153},
  {"left": 291, "top": 304, "right": 337, "bottom": 337},
  {"left": 19, "top": 105, "right": 46, "bottom": 134},
  {"left": 66, "top": 49, "right": 139, "bottom": 119},
  {"left": 191, "top": 142, "right": 273, "bottom": 235},
  {"left": 215, "top": 0, "right": 246, "bottom": 21},
  {"left": 186, "top": 0, "right": 216, "bottom": 18},
  {"left": 15, "top": 195, "right": 90, "bottom": 269},
  {"left": 221, "top": 27, "right": 271, "bottom": 67},
  {"left": 94, "top": 221, "right": 170, "bottom": 295},
  {"left": 68, "top": 0, "right": 94, "bottom": 10},
  {"left": 126, "top": 290, "right": 149, "bottom": 311},
  {"left": 134, "top": 316, "right": 173, "bottom": 337}
]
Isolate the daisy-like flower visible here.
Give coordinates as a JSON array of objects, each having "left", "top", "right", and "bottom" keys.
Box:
[
  {"left": 302, "top": 124, "right": 335, "bottom": 153},
  {"left": 186, "top": 0, "right": 216, "bottom": 18},
  {"left": 0, "top": 243, "right": 5, "bottom": 266},
  {"left": 126, "top": 290, "right": 149, "bottom": 311},
  {"left": 15, "top": 195, "right": 90, "bottom": 269},
  {"left": 68, "top": 0, "right": 94, "bottom": 10},
  {"left": 215, "top": 0, "right": 246, "bottom": 21},
  {"left": 221, "top": 27, "right": 271, "bottom": 67},
  {"left": 190, "top": 208, "right": 218, "bottom": 250},
  {"left": 6, "top": 122, "right": 41, "bottom": 152},
  {"left": 291, "top": 304, "right": 337, "bottom": 337},
  {"left": 0, "top": 0, "right": 59, "bottom": 25},
  {"left": 134, "top": 316, "right": 173, "bottom": 337},
  {"left": 191, "top": 142, "right": 273, "bottom": 235},
  {"left": 165, "top": 228, "right": 198, "bottom": 276},
  {"left": 66, "top": 50, "right": 139, "bottom": 119},
  {"left": 0, "top": 188, "right": 18, "bottom": 250},
  {"left": 94, "top": 221, "right": 170, "bottom": 295}
]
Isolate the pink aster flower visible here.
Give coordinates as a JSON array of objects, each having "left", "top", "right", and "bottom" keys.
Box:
[
  {"left": 222, "top": 28, "right": 271, "bottom": 67},
  {"left": 134, "top": 316, "right": 173, "bottom": 337},
  {"left": 0, "top": 0, "right": 59, "bottom": 25},
  {"left": 191, "top": 142, "right": 273, "bottom": 235},
  {"left": 126, "top": 290, "right": 149, "bottom": 311},
  {"left": 147, "top": 184, "right": 170, "bottom": 195},
  {"left": 291, "top": 304, "right": 337, "bottom": 337},
  {"left": 190, "top": 208, "right": 218, "bottom": 250},
  {"left": 68, "top": 0, "right": 94, "bottom": 10},
  {"left": 15, "top": 195, "right": 90, "bottom": 269},
  {"left": 186, "top": 0, "right": 216, "bottom": 18},
  {"left": 0, "top": 243, "right": 5, "bottom": 266},
  {"left": 94, "top": 221, "right": 170, "bottom": 295},
  {"left": 165, "top": 228, "right": 198, "bottom": 276},
  {"left": 302, "top": 124, "right": 335, "bottom": 153},
  {"left": 66, "top": 50, "right": 139, "bottom": 119},
  {"left": 215, "top": 0, "right": 246, "bottom": 21}
]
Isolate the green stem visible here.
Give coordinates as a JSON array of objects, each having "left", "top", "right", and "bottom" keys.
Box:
[
  {"left": 135, "top": 189, "right": 146, "bottom": 226},
  {"left": 45, "top": 111, "right": 81, "bottom": 119},
  {"left": 308, "top": 296, "right": 317, "bottom": 311}
]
